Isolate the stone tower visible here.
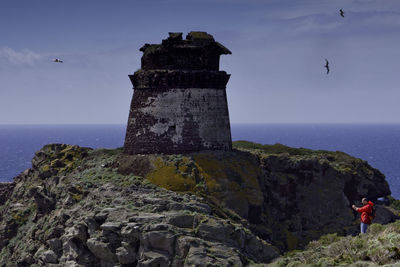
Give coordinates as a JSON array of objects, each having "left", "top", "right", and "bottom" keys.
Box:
[{"left": 124, "top": 32, "right": 232, "bottom": 154}]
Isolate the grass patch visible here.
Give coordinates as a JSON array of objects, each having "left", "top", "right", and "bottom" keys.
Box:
[
  {"left": 388, "top": 196, "right": 400, "bottom": 211},
  {"left": 233, "top": 141, "right": 333, "bottom": 156},
  {"left": 268, "top": 220, "right": 400, "bottom": 266},
  {"left": 76, "top": 166, "right": 142, "bottom": 187}
]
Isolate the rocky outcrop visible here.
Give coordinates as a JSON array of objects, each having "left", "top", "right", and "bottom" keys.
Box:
[
  {"left": 0, "top": 182, "right": 14, "bottom": 205},
  {"left": 135, "top": 141, "right": 396, "bottom": 251},
  {"left": 0, "top": 144, "right": 278, "bottom": 266},
  {"left": 257, "top": 148, "right": 395, "bottom": 250},
  {"left": 0, "top": 142, "right": 397, "bottom": 266}
]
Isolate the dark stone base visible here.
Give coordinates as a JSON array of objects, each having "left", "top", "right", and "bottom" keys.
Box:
[{"left": 124, "top": 87, "right": 232, "bottom": 154}]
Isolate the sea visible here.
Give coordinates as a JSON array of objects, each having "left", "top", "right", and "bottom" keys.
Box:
[{"left": 0, "top": 124, "right": 399, "bottom": 199}]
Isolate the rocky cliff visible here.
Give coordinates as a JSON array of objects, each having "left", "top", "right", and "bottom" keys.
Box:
[{"left": 0, "top": 141, "right": 398, "bottom": 266}]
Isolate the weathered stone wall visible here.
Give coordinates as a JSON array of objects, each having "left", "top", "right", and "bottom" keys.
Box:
[
  {"left": 124, "top": 32, "right": 232, "bottom": 154},
  {"left": 124, "top": 87, "right": 231, "bottom": 154}
]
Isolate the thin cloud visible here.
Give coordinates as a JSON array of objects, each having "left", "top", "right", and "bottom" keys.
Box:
[
  {"left": 0, "top": 47, "right": 42, "bottom": 66},
  {"left": 254, "top": 10, "right": 400, "bottom": 42},
  {"left": 284, "top": 14, "right": 342, "bottom": 34}
]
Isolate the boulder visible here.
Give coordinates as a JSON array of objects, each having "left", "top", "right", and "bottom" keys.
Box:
[
  {"left": 39, "top": 250, "right": 58, "bottom": 263},
  {"left": 141, "top": 231, "right": 176, "bottom": 255},
  {"left": 86, "top": 238, "right": 117, "bottom": 263},
  {"left": 137, "top": 251, "right": 170, "bottom": 267}
]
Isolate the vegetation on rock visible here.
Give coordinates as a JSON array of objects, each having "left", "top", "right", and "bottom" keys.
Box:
[
  {"left": 268, "top": 220, "right": 400, "bottom": 266},
  {"left": 0, "top": 141, "right": 397, "bottom": 266}
]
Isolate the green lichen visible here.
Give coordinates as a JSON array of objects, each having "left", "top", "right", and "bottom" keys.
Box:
[
  {"left": 10, "top": 205, "right": 35, "bottom": 226},
  {"left": 76, "top": 163, "right": 142, "bottom": 188},
  {"left": 233, "top": 141, "right": 332, "bottom": 156},
  {"left": 233, "top": 141, "right": 359, "bottom": 167}
]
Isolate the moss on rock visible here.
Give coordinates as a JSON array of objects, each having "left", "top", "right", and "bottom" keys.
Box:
[
  {"left": 145, "top": 151, "right": 264, "bottom": 218},
  {"left": 32, "top": 144, "right": 90, "bottom": 177}
]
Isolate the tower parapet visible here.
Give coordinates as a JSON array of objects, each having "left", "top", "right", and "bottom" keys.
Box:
[{"left": 124, "top": 32, "right": 232, "bottom": 154}]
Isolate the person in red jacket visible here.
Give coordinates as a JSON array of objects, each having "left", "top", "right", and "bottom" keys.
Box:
[{"left": 352, "top": 197, "right": 374, "bottom": 234}]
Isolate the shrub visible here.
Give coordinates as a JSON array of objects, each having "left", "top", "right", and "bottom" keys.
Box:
[{"left": 268, "top": 220, "right": 400, "bottom": 266}]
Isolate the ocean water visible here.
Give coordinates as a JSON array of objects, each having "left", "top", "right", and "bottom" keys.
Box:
[{"left": 0, "top": 124, "right": 399, "bottom": 199}]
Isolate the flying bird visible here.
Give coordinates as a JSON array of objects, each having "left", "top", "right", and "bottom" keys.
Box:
[
  {"left": 339, "top": 9, "right": 345, "bottom": 18},
  {"left": 53, "top": 58, "right": 63, "bottom": 63},
  {"left": 324, "top": 59, "right": 330, "bottom": 74}
]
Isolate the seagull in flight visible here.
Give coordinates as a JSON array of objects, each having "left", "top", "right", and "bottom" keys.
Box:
[
  {"left": 53, "top": 58, "right": 63, "bottom": 63},
  {"left": 324, "top": 59, "right": 330, "bottom": 74},
  {"left": 339, "top": 9, "right": 345, "bottom": 18}
]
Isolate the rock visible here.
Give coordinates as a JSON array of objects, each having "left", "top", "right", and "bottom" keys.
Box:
[
  {"left": 1, "top": 142, "right": 397, "bottom": 266},
  {"left": 84, "top": 216, "right": 100, "bottom": 236},
  {"left": 63, "top": 261, "right": 80, "bottom": 267},
  {"left": 86, "top": 238, "right": 117, "bottom": 263},
  {"left": 373, "top": 205, "right": 400, "bottom": 224},
  {"left": 258, "top": 148, "right": 394, "bottom": 250},
  {"left": 167, "top": 213, "right": 194, "bottom": 228},
  {"left": 246, "top": 236, "right": 280, "bottom": 263},
  {"left": 63, "top": 223, "right": 88, "bottom": 242},
  {"left": 59, "top": 240, "right": 80, "bottom": 262},
  {"left": 137, "top": 251, "right": 170, "bottom": 267},
  {"left": 29, "top": 186, "right": 56, "bottom": 214},
  {"left": 100, "top": 222, "right": 122, "bottom": 233},
  {"left": 18, "top": 253, "right": 35, "bottom": 265},
  {"left": 39, "top": 250, "right": 58, "bottom": 263},
  {"left": 0, "top": 182, "right": 15, "bottom": 205},
  {"left": 94, "top": 210, "right": 110, "bottom": 223},
  {"left": 121, "top": 223, "right": 141, "bottom": 241},
  {"left": 116, "top": 242, "right": 137, "bottom": 264},
  {"left": 196, "top": 218, "right": 235, "bottom": 244},
  {"left": 33, "top": 245, "right": 46, "bottom": 260},
  {"left": 47, "top": 238, "right": 62, "bottom": 253},
  {"left": 141, "top": 231, "right": 176, "bottom": 255},
  {"left": 184, "top": 246, "right": 217, "bottom": 266},
  {"left": 174, "top": 236, "right": 194, "bottom": 258}
]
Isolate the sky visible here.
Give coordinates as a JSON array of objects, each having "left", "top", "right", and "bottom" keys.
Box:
[{"left": 1, "top": 0, "right": 400, "bottom": 124}]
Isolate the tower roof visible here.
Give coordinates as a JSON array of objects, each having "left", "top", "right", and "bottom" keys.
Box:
[{"left": 139, "top": 31, "right": 231, "bottom": 71}]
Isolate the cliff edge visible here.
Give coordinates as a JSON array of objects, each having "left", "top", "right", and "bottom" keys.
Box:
[{"left": 0, "top": 142, "right": 398, "bottom": 266}]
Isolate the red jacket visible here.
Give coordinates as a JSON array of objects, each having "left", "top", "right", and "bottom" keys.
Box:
[{"left": 357, "top": 201, "right": 374, "bottom": 224}]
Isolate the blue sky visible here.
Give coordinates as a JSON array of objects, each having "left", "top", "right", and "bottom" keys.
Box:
[{"left": 1, "top": 0, "right": 400, "bottom": 124}]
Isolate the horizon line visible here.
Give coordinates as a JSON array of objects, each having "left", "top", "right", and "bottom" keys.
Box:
[{"left": 1, "top": 122, "right": 400, "bottom": 126}]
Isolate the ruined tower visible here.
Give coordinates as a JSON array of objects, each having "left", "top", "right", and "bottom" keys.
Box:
[{"left": 124, "top": 32, "right": 232, "bottom": 154}]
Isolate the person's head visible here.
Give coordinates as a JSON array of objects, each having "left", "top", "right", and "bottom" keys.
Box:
[{"left": 362, "top": 198, "right": 368, "bottom": 205}]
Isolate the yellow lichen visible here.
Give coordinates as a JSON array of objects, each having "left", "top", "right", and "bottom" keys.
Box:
[
  {"left": 40, "top": 165, "right": 50, "bottom": 172},
  {"left": 39, "top": 145, "right": 88, "bottom": 175},
  {"left": 146, "top": 152, "right": 264, "bottom": 214},
  {"left": 10, "top": 206, "right": 34, "bottom": 226},
  {"left": 146, "top": 157, "right": 197, "bottom": 192},
  {"left": 71, "top": 193, "right": 83, "bottom": 202},
  {"left": 193, "top": 153, "right": 263, "bottom": 206}
]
